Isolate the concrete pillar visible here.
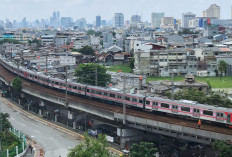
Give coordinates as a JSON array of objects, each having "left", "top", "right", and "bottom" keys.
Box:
[
  {"left": 16, "top": 146, "right": 18, "bottom": 156},
  {"left": 156, "top": 152, "right": 159, "bottom": 157},
  {"left": 40, "top": 101, "right": 44, "bottom": 107},
  {"left": 73, "top": 122, "right": 76, "bottom": 130},
  {"left": 68, "top": 110, "right": 73, "bottom": 120},
  {"left": 7, "top": 149, "right": 9, "bottom": 157},
  {"left": 55, "top": 115, "right": 57, "bottom": 122},
  {"left": 27, "top": 104, "right": 30, "bottom": 111},
  {"left": 18, "top": 99, "right": 21, "bottom": 105},
  {"left": 22, "top": 142, "right": 24, "bottom": 151},
  {"left": 39, "top": 109, "right": 42, "bottom": 116}
]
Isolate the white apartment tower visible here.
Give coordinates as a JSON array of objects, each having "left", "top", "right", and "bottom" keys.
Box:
[
  {"left": 202, "top": 4, "right": 220, "bottom": 19},
  {"left": 151, "top": 12, "right": 164, "bottom": 27},
  {"left": 181, "top": 12, "right": 196, "bottom": 28},
  {"left": 113, "top": 13, "right": 124, "bottom": 28}
]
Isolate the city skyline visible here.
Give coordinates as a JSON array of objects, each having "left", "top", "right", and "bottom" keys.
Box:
[{"left": 0, "top": 0, "right": 232, "bottom": 23}]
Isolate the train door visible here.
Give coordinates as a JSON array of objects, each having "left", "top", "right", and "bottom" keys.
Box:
[
  {"left": 193, "top": 108, "right": 200, "bottom": 117},
  {"left": 216, "top": 112, "right": 224, "bottom": 122},
  {"left": 227, "top": 114, "right": 231, "bottom": 123},
  {"left": 152, "top": 101, "right": 158, "bottom": 110},
  {"left": 172, "top": 105, "right": 178, "bottom": 113}
]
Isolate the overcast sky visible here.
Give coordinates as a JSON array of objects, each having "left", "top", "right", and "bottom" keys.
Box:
[{"left": 0, "top": 0, "right": 231, "bottom": 23}]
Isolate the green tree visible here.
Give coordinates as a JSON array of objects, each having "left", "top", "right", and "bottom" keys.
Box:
[
  {"left": 0, "top": 39, "right": 20, "bottom": 45},
  {"left": 130, "top": 142, "right": 158, "bottom": 157},
  {"left": 79, "top": 46, "right": 95, "bottom": 56},
  {"left": 129, "top": 58, "right": 135, "bottom": 70},
  {"left": 75, "top": 63, "right": 111, "bottom": 87},
  {"left": 87, "top": 29, "right": 95, "bottom": 35},
  {"left": 218, "top": 60, "right": 228, "bottom": 78},
  {"left": 12, "top": 77, "right": 22, "bottom": 91},
  {"left": 28, "top": 38, "right": 41, "bottom": 47},
  {"left": 213, "top": 140, "right": 232, "bottom": 157},
  {"left": 68, "top": 133, "right": 116, "bottom": 157}
]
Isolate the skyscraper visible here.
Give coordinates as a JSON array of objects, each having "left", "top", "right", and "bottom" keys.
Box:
[
  {"left": 151, "top": 12, "right": 164, "bottom": 27},
  {"left": 113, "top": 13, "right": 124, "bottom": 28},
  {"left": 182, "top": 12, "right": 196, "bottom": 28},
  {"left": 96, "top": 16, "right": 101, "bottom": 27},
  {"left": 130, "top": 15, "right": 141, "bottom": 24},
  {"left": 202, "top": 4, "right": 220, "bottom": 19}
]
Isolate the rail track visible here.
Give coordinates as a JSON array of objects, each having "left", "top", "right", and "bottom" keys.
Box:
[{"left": 1, "top": 64, "right": 232, "bottom": 136}]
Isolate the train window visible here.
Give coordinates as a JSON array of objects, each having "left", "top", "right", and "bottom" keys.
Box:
[
  {"left": 87, "top": 89, "right": 90, "bottom": 92},
  {"left": 73, "top": 86, "right": 77, "bottom": 89},
  {"left": 133, "top": 98, "right": 137, "bottom": 102},
  {"left": 110, "top": 93, "right": 115, "bottom": 98},
  {"left": 172, "top": 105, "right": 178, "bottom": 109},
  {"left": 118, "top": 95, "right": 122, "bottom": 99},
  {"left": 217, "top": 113, "right": 224, "bottom": 117},
  {"left": 35, "top": 76, "right": 37, "bottom": 79},
  {"left": 60, "top": 83, "right": 64, "bottom": 86},
  {"left": 139, "top": 99, "right": 143, "bottom": 103},
  {"left": 161, "top": 103, "right": 169, "bottom": 108},
  {"left": 55, "top": 82, "right": 59, "bottom": 85},
  {"left": 125, "top": 97, "right": 130, "bottom": 101},
  {"left": 181, "top": 106, "right": 190, "bottom": 112},
  {"left": 203, "top": 110, "right": 213, "bottom": 116},
  {"left": 98, "top": 91, "right": 102, "bottom": 95},
  {"left": 153, "top": 102, "right": 158, "bottom": 106},
  {"left": 78, "top": 87, "right": 81, "bottom": 90},
  {"left": 69, "top": 85, "right": 72, "bottom": 88},
  {"left": 91, "top": 90, "right": 95, "bottom": 94},
  {"left": 194, "top": 109, "right": 200, "bottom": 113},
  {"left": 104, "top": 92, "right": 107, "bottom": 96},
  {"left": 146, "top": 101, "right": 150, "bottom": 105}
]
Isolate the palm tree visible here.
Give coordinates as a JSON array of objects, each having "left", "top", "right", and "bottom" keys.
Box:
[{"left": 218, "top": 60, "right": 228, "bottom": 79}]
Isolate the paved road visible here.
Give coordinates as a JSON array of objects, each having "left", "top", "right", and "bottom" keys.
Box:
[{"left": 0, "top": 97, "right": 80, "bottom": 157}]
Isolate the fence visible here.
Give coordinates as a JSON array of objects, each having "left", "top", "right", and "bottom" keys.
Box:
[{"left": 0, "top": 127, "right": 27, "bottom": 157}]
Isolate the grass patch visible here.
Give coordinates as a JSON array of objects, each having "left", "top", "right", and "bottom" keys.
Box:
[
  {"left": 107, "top": 64, "right": 132, "bottom": 73},
  {"left": 147, "top": 76, "right": 232, "bottom": 88}
]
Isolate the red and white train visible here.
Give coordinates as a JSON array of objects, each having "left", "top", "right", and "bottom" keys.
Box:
[{"left": 0, "top": 56, "right": 232, "bottom": 126}]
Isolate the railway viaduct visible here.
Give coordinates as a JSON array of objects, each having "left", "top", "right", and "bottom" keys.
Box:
[{"left": 1, "top": 65, "right": 232, "bottom": 149}]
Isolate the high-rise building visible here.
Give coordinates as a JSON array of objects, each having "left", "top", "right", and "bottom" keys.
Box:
[
  {"left": 231, "top": 6, "right": 232, "bottom": 19},
  {"left": 130, "top": 15, "right": 141, "bottom": 24},
  {"left": 113, "top": 13, "right": 124, "bottom": 28},
  {"left": 160, "top": 17, "right": 174, "bottom": 29},
  {"left": 151, "top": 12, "right": 164, "bottom": 27},
  {"left": 61, "top": 17, "right": 73, "bottom": 28},
  {"left": 96, "top": 16, "right": 101, "bottom": 27},
  {"left": 76, "top": 18, "right": 87, "bottom": 28},
  {"left": 202, "top": 4, "right": 220, "bottom": 19},
  {"left": 182, "top": 12, "right": 196, "bottom": 28}
]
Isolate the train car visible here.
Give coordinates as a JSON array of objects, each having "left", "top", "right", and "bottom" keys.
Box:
[
  {"left": 1, "top": 55, "right": 232, "bottom": 126},
  {"left": 146, "top": 96, "right": 232, "bottom": 125}
]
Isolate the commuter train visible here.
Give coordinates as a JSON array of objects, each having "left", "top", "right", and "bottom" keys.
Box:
[{"left": 0, "top": 56, "right": 232, "bottom": 126}]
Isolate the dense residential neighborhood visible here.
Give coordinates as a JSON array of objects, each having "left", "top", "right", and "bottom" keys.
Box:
[{"left": 1, "top": 2, "right": 232, "bottom": 157}]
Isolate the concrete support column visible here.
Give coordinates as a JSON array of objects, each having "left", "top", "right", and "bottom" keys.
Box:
[
  {"left": 68, "top": 110, "right": 73, "bottom": 120},
  {"left": 18, "top": 99, "right": 20, "bottom": 105},
  {"left": 73, "top": 122, "right": 76, "bottom": 130},
  {"left": 7, "top": 149, "right": 9, "bottom": 157},
  {"left": 16, "top": 146, "right": 18, "bottom": 156},
  {"left": 55, "top": 115, "right": 57, "bottom": 122},
  {"left": 39, "top": 109, "right": 42, "bottom": 116},
  {"left": 27, "top": 104, "right": 30, "bottom": 111}
]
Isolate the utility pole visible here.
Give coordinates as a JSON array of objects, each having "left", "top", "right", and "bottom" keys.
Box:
[
  {"left": 0, "top": 102, "right": 2, "bottom": 151},
  {"left": 120, "top": 74, "right": 127, "bottom": 150},
  {"left": 65, "top": 66, "right": 68, "bottom": 107},
  {"left": 95, "top": 66, "right": 98, "bottom": 86},
  {"left": 123, "top": 74, "right": 126, "bottom": 125},
  {"left": 45, "top": 56, "right": 48, "bottom": 75},
  {"left": 171, "top": 70, "right": 174, "bottom": 100}
]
